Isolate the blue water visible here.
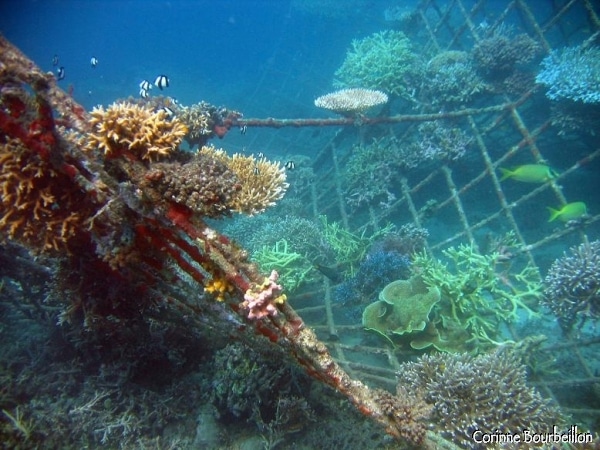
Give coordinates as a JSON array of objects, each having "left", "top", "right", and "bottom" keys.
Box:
[{"left": 0, "top": 0, "right": 387, "bottom": 112}]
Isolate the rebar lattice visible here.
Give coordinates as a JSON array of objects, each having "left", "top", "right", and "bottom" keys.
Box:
[{"left": 258, "top": 0, "right": 600, "bottom": 429}]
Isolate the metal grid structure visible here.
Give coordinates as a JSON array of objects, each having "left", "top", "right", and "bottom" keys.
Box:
[{"left": 234, "top": 0, "right": 600, "bottom": 431}]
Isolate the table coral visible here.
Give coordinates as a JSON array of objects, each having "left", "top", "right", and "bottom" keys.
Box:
[
  {"left": 86, "top": 102, "right": 187, "bottom": 161},
  {"left": 314, "top": 88, "right": 388, "bottom": 116}
]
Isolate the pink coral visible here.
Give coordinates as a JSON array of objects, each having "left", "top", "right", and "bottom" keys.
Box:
[{"left": 242, "top": 270, "right": 287, "bottom": 320}]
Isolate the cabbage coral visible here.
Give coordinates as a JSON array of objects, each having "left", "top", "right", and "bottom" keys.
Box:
[
  {"left": 86, "top": 102, "right": 187, "bottom": 160},
  {"left": 333, "top": 30, "right": 420, "bottom": 98}
]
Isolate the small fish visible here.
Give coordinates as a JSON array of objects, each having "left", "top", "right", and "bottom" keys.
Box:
[
  {"left": 56, "top": 66, "right": 65, "bottom": 80},
  {"left": 52, "top": 54, "right": 59, "bottom": 66},
  {"left": 139, "top": 88, "right": 149, "bottom": 99},
  {"left": 154, "top": 74, "right": 169, "bottom": 90},
  {"left": 256, "top": 152, "right": 264, "bottom": 159},
  {"left": 284, "top": 160, "right": 295, "bottom": 170},
  {"left": 240, "top": 125, "right": 247, "bottom": 135},
  {"left": 158, "top": 106, "right": 174, "bottom": 117},
  {"left": 314, "top": 263, "right": 342, "bottom": 283},
  {"left": 253, "top": 167, "right": 260, "bottom": 175},
  {"left": 139, "top": 80, "right": 152, "bottom": 91},
  {"left": 499, "top": 164, "right": 558, "bottom": 183},
  {"left": 90, "top": 56, "right": 98, "bottom": 67},
  {"left": 547, "top": 202, "right": 588, "bottom": 222}
]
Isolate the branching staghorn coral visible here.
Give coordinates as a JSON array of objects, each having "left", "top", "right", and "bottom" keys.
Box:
[
  {"left": 542, "top": 240, "right": 600, "bottom": 333},
  {"left": 86, "top": 102, "right": 187, "bottom": 161},
  {"left": 0, "top": 138, "right": 93, "bottom": 253},
  {"left": 421, "top": 51, "right": 487, "bottom": 107},
  {"left": 412, "top": 242, "right": 542, "bottom": 352},
  {"left": 251, "top": 239, "right": 316, "bottom": 292},
  {"left": 472, "top": 25, "right": 541, "bottom": 82},
  {"left": 200, "top": 145, "right": 288, "bottom": 215},
  {"left": 536, "top": 45, "right": 600, "bottom": 104},
  {"left": 333, "top": 30, "right": 421, "bottom": 98},
  {"left": 396, "top": 348, "right": 565, "bottom": 449}
]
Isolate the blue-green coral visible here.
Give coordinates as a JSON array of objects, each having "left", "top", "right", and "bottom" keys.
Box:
[
  {"left": 333, "top": 30, "right": 420, "bottom": 98},
  {"left": 536, "top": 45, "right": 600, "bottom": 103}
]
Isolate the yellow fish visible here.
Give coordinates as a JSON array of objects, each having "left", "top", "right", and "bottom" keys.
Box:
[
  {"left": 499, "top": 164, "right": 558, "bottom": 183},
  {"left": 547, "top": 202, "right": 588, "bottom": 222}
]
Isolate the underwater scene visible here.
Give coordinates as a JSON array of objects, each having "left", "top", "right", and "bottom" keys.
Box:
[{"left": 1, "top": 0, "right": 600, "bottom": 448}]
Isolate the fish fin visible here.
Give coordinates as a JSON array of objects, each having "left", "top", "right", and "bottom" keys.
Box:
[
  {"left": 499, "top": 168, "right": 512, "bottom": 181},
  {"left": 547, "top": 207, "right": 560, "bottom": 222}
]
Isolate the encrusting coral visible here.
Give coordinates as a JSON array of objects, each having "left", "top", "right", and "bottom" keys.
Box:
[
  {"left": 141, "top": 152, "right": 240, "bottom": 218},
  {"left": 200, "top": 145, "right": 288, "bottom": 215},
  {"left": 85, "top": 101, "right": 188, "bottom": 161},
  {"left": 314, "top": 88, "right": 388, "bottom": 116}
]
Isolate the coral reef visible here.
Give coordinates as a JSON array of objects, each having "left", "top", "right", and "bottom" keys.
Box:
[
  {"left": 333, "top": 30, "right": 421, "bottom": 98},
  {"left": 0, "top": 138, "right": 93, "bottom": 252},
  {"left": 85, "top": 102, "right": 187, "bottom": 161},
  {"left": 335, "top": 249, "right": 411, "bottom": 308},
  {"left": 241, "top": 270, "right": 287, "bottom": 319},
  {"left": 251, "top": 240, "right": 316, "bottom": 292},
  {"left": 372, "top": 386, "right": 431, "bottom": 446},
  {"left": 200, "top": 145, "right": 288, "bottom": 215},
  {"left": 371, "top": 223, "right": 429, "bottom": 256},
  {"left": 472, "top": 25, "right": 541, "bottom": 82},
  {"left": 314, "top": 88, "right": 388, "bottom": 116},
  {"left": 140, "top": 152, "right": 240, "bottom": 218},
  {"left": 412, "top": 242, "right": 542, "bottom": 352},
  {"left": 396, "top": 348, "right": 565, "bottom": 449},
  {"left": 177, "top": 101, "right": 242, "bottom": 147},
  {"left": 421, "top": 51, "right": 487, "bottom": 107},
  {"left": 536, "top": 44, "right": 600, "bottom": 104},
  {"left": 542, "top": 240, "right": 600, "bottom": 333}
]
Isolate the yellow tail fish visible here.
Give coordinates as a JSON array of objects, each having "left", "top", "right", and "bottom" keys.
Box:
[
  {"left": 547, "top": 202, "right": 588, "bottom": 222},
  {"left": 499, "top": 164, "right": 557, "bottom": 183}
]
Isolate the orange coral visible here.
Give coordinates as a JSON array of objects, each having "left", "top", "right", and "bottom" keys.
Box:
[
  {"left": 0, "top": 139, "right": 90, "bottom": 252},
  {"left": 85, "top": 102, "right": 187, "bottom": 161}
]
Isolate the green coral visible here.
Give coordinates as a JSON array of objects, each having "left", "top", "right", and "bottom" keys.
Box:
[
  {"left": 363, "top": 276, "right": 441, "bottom": 346},
  {"left": 251, "top": 239, "right": 315, "bottom": 292},
  {"left": 319, "top": 215, "right": 393, "bottom": 275},
  {"left": 333, "top": 30, "right": 421, "bottom": 98},
  {"left": 412, "top": 242, "right": 542, "bottom": 352}
]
